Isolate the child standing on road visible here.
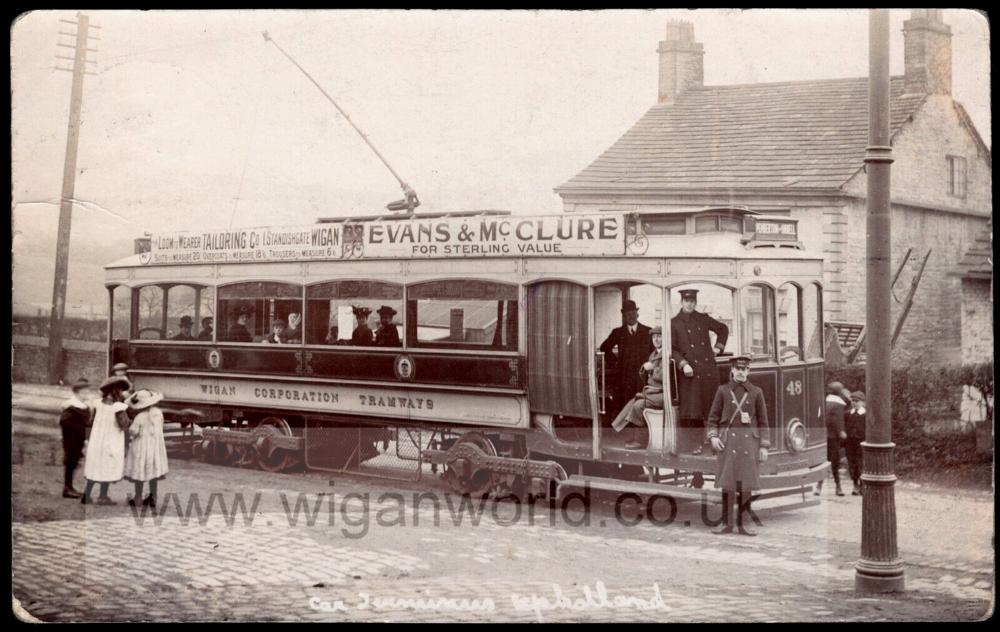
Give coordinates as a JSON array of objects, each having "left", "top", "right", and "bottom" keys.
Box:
[
  {"left": 123, "top": 390, "right": 169, "bottom": 510},
  {"left": 82, "top": 376, "right": 131, "bottom": 505},
  {"left": 59, "top": 378, "right": 95, "bottom": 499},
  {"left": 844, "top": 391, "right": 867, "bottom": 496}
]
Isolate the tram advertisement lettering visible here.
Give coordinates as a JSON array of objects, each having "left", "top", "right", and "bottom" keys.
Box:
[{"left": 145, "top": 213, "right": 625, "bottom": 264}]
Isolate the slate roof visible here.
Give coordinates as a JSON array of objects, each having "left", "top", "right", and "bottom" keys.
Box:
[
  {"left": 557, "top": 76, "right": 927, "bottom": 193},
  {"left": 955, "top": 223, "right": 993, "bottom": 280}
]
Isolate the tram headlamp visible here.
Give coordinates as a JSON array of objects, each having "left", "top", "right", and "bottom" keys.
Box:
[{"left": 785, "top": 419, "right": 807, "bottom": 452}]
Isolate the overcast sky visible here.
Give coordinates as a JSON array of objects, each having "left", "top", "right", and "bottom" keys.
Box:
[{"left": 10, "top": 9, "right": 991, "bottom": 314}]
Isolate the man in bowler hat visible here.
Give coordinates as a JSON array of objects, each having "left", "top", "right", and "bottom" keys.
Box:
[
  {"left": 599, "top": 299, "right": 654, "bottom": 418},
  {"left": 671, "top": 288, "right": 729, "bottom": 456},
  {"left": 171, "top": 315, "right": 195, "bottom": 340}
]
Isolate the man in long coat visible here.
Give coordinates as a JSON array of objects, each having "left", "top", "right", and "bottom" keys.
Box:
[
  {"left": 706, "top": 355, "right": 769, "bottom": 536},
  {"left": 671, "top": 288, "right": 729, "bottom": 455},
  {"left": 599, "top": 300, "right": 654, "bottom": 419}
]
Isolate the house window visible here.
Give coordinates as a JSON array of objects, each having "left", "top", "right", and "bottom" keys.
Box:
[{"left": 948, "top": 155, "right": 967, "bottom": 198}]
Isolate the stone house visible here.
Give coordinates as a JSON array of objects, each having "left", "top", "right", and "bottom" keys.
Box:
[{"left": 556, "top": 11, "right": 991, "bottom": 365}]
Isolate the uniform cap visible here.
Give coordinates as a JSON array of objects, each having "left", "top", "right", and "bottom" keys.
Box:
[{"left": 679, "top": 289, "right": 699, "bottom": 300}]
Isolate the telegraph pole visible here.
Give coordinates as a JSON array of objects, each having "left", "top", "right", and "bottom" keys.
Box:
[
  {"left": 856, "top": 8, "right": 905, "bottom": 593},
  {"left": 47, "top": 12, "right": 98, "bottom": 384}
]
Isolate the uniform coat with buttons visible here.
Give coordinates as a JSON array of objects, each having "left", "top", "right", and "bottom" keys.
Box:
[
  {"left": 706, "top": 380, "right": 770, "bottom": 492},
  {"left": 670, "top": 310, "right": 729, "bottom": 420},
  {"left": 600, "top": 322, "right": 654, "bottom": 414}
]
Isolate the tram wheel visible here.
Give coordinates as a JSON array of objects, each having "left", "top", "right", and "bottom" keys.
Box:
[
  {"left": 443, "top": 432, "right": 498, "bottom": 498},
  {"left": 251, "top": 416, "right": 295, "bottom": 473}
]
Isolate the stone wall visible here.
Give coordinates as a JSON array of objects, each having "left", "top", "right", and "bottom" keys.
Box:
[
  {"left": 961, "top": 278, "right": 994, "bottom": 364},
  {"left": 12, "top": 336, "right": 107, "bottom": 385}
]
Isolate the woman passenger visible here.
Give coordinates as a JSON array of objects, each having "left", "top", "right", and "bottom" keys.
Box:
[{"left": 610, "top": 326, "right": 665, "bottom": 450}]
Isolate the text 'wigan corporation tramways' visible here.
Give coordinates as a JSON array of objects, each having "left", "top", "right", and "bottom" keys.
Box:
[{"left": 146, "top": 213, "right": 626, "bottom": 264}]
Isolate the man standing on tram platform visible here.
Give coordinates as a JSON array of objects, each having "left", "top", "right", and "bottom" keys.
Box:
[
  {"left": 671, "top": 289, "right": 729, "bottom": 459},
  {"left": 599, "top": 300, "right": 654, "bottom": 418}
]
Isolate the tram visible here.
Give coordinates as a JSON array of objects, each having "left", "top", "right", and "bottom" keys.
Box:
[{"left": 104, "top": 207, "right": 829, "bottom": 503}]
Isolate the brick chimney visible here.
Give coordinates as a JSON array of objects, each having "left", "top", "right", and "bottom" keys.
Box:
[
  {"left": 903, "top": 9, "right": 952, "bottom": 95},
  {"left": 657, "top": 20, "right": 704, "bottom": 104}
]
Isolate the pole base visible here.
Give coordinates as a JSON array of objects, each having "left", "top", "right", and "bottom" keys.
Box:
[{"left": 855, "top": 561, "right": 905, "bottom": 594}]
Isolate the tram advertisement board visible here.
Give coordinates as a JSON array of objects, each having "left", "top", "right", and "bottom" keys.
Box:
[{"left": 144, "top": 212, "right": 625, "bottom": 264}]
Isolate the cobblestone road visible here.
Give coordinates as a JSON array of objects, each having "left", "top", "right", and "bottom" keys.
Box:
[{"left": 11, "top": 420, "right": 994, "bottom": 622}]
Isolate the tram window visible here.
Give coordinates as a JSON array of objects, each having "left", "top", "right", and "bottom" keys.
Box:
[
  {"left": 740, "top": 284, "right": 776, "bottom": 360},
  {"left": 136, "top": 286, "right": 165, "bottom": 339},
  {"left": 694, "top": 215, "right": 743, "bottom": 234},
  {"left": 111, "top": 286, "right": 131, "bottom": 340},
  {"left": 777, "top": 283, "right": 803, "bottom": 363},
  {"left": 670, "top": 284, "right": 735, "bottom": 353},
  {"left": 406, "top": 280, "right": 518, "bottom": 351},
  {"left": 803, "top": 282, "right": 824, "bottom": 360},
  {"left": 305, "top": 280, "right": 402, "bottom": 347},
  {"left": 218, "top": 282, "right": 303, "bottom": 344}
]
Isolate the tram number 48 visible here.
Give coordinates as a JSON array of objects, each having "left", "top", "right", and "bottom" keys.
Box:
[{"left": 785, "top": 380, "right": 803, "bottom": 397}]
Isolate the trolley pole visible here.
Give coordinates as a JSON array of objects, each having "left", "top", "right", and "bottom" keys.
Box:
[
  {"left": 47, "top": 12, "right": 96, "bottom": 384},
  {"left": 855, "top": 9, "right": 905, "bottom": 593}
]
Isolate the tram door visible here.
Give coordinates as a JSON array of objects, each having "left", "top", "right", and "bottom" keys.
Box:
[{"left": 525, "top": 281, "right": 593, "bottom": 420}]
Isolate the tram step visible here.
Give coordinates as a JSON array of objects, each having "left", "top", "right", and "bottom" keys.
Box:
[{"left": 556, "top": 475, "right": 722, "bottom": 503}]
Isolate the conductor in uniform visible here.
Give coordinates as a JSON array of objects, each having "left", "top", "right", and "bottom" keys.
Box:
[
  {"left": 671, "top": 289, "right": 729, "bottom": 456},
  {"left": 706, "top": 354, "right": 769, "bottom": 536},
  {"left": 599, "top": 300, "right": 654, "bottom": 418}
]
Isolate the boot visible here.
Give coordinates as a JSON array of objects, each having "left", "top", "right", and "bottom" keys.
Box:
[
  {"left": 62, "top": 486, "right": 83, "bottom": 499},
  {"left": 736, "top": 492, "right": 757, "bottom": 536},
  {"left": 851, "top": 482, "right": 861, "bottom": 496},
  {"left": 713, "top": 493, "right": 733, "bottom": 535},
  {"left": 835, "top": 482, "right": 845, "bottom": 497},
  {"left": 814, "top": 480, "right": 823, "bottom": 496}
]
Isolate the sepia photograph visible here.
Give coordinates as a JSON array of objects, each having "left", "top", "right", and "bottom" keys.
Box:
[{"left": 10, "top": 8, "right": 993, "bottom": 622}]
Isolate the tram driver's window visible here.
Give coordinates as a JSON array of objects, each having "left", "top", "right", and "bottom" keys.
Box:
[
  {"left": 305, "top": 281, "right": 402, "bottom": 347},
  {"left": 136, "top": 286, "right": 165, "bottom": 339},
  {"left": 406, "top": 280, "right": 518, "bottom": 351},
  {"left": 669, "top": 284, "right": 735, "bottom": 354},
  {"left": 740, "top": 284, "right": 776, "bottom": 360},
  {"left": 777, "top": 283, "right": 803, "bottom": 363},
  {"left": 217, "top": 282, "right": 303, "bottom": 344},
  {"left": 111, "top": 285, "right": 131, "bottom": 341},
  {"left": 803, "top": 282, "right": 824, "bottom": 360}
]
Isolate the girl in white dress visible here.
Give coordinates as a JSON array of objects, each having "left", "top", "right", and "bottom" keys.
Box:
[
  {"left": 82, "top": 376, "right": 131, "bottom": 505},
  {"left": 123, "top": 390, "right": 169, "bottom": 509}
]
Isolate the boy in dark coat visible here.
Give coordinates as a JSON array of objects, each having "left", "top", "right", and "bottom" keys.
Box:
[
  {"left": 816, "top": 381, "right": 848, "bottom": 496},
  {"left": 844, "top": 390, "right": 867, "bottom": 496},
  {"left": 706, "top": 355, "right": 769, "bottom": 536},
  {"left": 59, "top": 378, "right": 94, "bottom": 499}
]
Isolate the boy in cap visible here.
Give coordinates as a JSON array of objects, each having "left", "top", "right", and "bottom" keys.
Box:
[
  {"left": 197, "top": 317, "right": 214, "bottom": 341},
  {"left": 706, "top": 354, "right": 769, "bottom": 536},
  {"left": 610, "top": 326, "right": 664, "bottom": 449},
  {"left": 816, "top": 381, "right": 848, "bottom": 496},
  {"left": 844, "top": 390, "right": 867, "bottom": 495},
  {"left": 59, "top": 377, "right": 95, "bottom": 499},
  {"left": 599, "top": 299, "right": 654, "bottom": 418},
  {"left": 671, "top": 288, "right": 728, "bottom": 458},
  {"left": 374, "top": 305, "right": 401, "bottom": 347},
  {"left": 171, "top": 316, "right": 194, "bottom": 340}
]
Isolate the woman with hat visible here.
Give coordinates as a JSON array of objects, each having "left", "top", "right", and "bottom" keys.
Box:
[
  {"left": 374, "top": 305, "right": 401, "bottom": 347},
  {"left": 351, "top": 305, "right": 375, "bottom": 346},
  {"left": 706, "top": 355, "right": 770, "bottom": 536},
  {"left": 227, "top": 306, "right": 254, "bottom": 343},
  {"left": 610, "top": 326, "right": 665, "bottom": 449},
  {"left": 843, "top": 390, "right": 867, "bottom": 496},
  {"left": 81, "top": 376, "right": 131, "bottom": 505},
  {"left": 111, "top": 362, "right": 133, "bottom": 399},
  {"left": 59, "top": 377, "right": 95, "bottom": 499},
  {"left": 123, "top": 389, "right": 170, "bottom": 509}
]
